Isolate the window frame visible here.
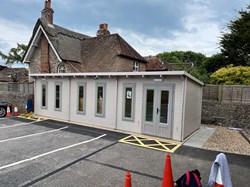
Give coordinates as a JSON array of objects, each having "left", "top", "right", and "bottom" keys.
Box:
[
  {"left": 41, "top": 81, "right": 48, "bottom": 109},
  {"left": 122, "top": 83, "right": 136, "bottom": 121},
  {"left": 77, "top": 82, "right": 87, "bottom": 115},
  {"left": 95, "top": 82, "right": 106, "bottom": 118},
  {"left": 57, "top": 63, "right": 66, "bottom": 73},
  {"left": 133, "top": 61, "right": 139, "bottom": 72},
  {"left": 54, "top": 82, "right": 62, "bottom": 111}
]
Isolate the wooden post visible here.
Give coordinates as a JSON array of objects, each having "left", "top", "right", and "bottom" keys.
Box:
[{"left": 218, "top": 84, "right": 223, "bottom": 102}]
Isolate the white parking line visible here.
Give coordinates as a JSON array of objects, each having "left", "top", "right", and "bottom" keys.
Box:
[
  {"left": 0, "top": 134, "right": 107, "bottom": 170},
  {"left": 0, "top": 126, "right": 68, "bottom": 143},
  {"left": 0, "top": 121, "right": 39, "bottom": 129},
  {"left": 0, "top": 117, "right": 14, "bottom": 120}
]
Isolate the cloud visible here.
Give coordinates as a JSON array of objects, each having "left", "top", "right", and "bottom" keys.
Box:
[{"left": 0, "top": 18, "right": 32, "bottom": 65}]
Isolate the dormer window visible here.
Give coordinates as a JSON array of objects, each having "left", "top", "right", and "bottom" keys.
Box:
[
  {"left": 58, "top": 64, "right": 66, "bottom": 73},
  {"left": 133, "top": 61, "right": 139, "bottom": 72}
]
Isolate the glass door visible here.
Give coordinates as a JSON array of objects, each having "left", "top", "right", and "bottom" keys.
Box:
[{"left": 142, "top": 84, "right": 173, "bottom": 138}]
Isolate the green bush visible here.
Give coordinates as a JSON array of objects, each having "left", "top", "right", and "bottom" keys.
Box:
[{"left": 210, "top": 66, "right": 250, "bottom": 85}]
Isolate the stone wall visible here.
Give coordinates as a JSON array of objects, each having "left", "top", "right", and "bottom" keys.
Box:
[
  {"left": 0, "top": 91, "right": 33, "bottom": 113},
  {"left": 202, "top": 100, "right": 250, "bottom": 128}
]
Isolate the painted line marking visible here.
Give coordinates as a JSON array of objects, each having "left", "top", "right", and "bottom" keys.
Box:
[
  {"left": 18, "top": 115, "right": 46, "bottom": 121},
  {"left": 0, "top": 121, "right": 39, "bottom": 129},
  {"left": 0, "top": 134, "right": 106, "bottom": 170},
  {"left": 0, "top": 126, "right": 68, "bottom": 143},
  {"left": 0, "top": 117, "right": 15, "bottom": 120},
  {"left": 119, "top": 135, "right": 182, "bottom": 153}
]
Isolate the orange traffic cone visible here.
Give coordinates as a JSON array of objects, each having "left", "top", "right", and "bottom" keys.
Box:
[
  {"left": 6, "top": 104, "right": 11, "bottom": 117},
  {"left": 14, "top": 104, "right": 18, "bottom": 116},
  {"left": 162, "top": 154, "right": 174, "bottom": 187},
  {"left": 124, "top": 171, "right": 132, "bottom": 187},
  {"left": 214, "top": 166, "right": 224, "bottom": 187}
]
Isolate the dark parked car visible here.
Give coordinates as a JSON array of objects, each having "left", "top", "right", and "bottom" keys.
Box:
[{"left": 0, "top": 102, "right": 12, "bottom": 117}]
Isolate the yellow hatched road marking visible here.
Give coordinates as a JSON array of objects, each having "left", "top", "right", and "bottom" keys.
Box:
[
  {"left": 17, "top": 114, "right": 46, "bottom": 122},
  {"left": 119, "top": 135, "right": 182, "bottom": 153},
  {"left": 134, "top": 136, "right": 144, "bottom": 146}
]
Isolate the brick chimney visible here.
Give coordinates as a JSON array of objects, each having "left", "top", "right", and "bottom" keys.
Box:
[
  {"left": 41, "top": 0, "right": 54, "bottom": 24},
  {"left": 96, "top": 23, "right": 111, "bottom": 36}
]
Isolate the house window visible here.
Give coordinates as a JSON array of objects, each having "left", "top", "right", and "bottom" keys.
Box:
[
  {"left": 133, "top": 61, "right": 139, "bottom": 72},
  {"left": 55, "top": 82, "right": 62, "bottom": 111},
  {"left": 123, "top": 84, "right": 136, "bottom": 121},
  {"left": 77, "top": 83, "right": 86, "bottom": 114},
  {"left": 58, "top": 64, "right": 66, "bottom": 73},
  {"left": 41, "top": 82, "right": 47, "bottom": 109},
  {"left": 95, "top": 83, "right": 106, "bottom": 117}
]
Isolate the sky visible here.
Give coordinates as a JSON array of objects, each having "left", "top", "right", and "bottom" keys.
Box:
[{"left": 0, "top": 0, "right": 249, "bottom": 67}]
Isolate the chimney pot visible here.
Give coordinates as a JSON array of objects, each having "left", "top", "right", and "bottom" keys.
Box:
[
  {"left": 100, "top": 23, "right": 108, "bottom": 30},
  {"left": 96, "top": 23, "right": 110, "bottom": 36}
]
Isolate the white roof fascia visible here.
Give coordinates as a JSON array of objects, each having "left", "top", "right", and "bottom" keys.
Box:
[
  {"left": 23, "top": 25, "right": 42, "bottom": 63},
  {"left": 40, "top": 26, "right": 62, "bottom": 62},
  {"left": 30, "top": 71, "right": 204, "bottom": 86},
  {"left": 23, "top": 25, "right": 62, "bottom": 63}
]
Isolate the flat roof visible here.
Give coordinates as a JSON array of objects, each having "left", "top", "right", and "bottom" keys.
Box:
[{"left": 30, "top": 71, "right": 204, "bottom": 86}]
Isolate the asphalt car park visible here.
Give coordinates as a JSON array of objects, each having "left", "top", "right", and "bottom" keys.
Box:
[{"left": 0, "top": 117, "right": 249, "bottom": 187}]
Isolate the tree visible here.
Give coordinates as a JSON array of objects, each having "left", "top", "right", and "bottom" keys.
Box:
[
  {"left": 158, "top": 51, "right": 209, "bottom": 83},
  {"left": 210, "top": 66, "right": 250, "bottom": 85},
  {"left": 204, "top": 53, "right": 228, "bottom": 73},
  {"left": 0, "top": 43, "right": 27, "bottom": 65},
  {"left": 158, "top": 51, "right": 206, "bottom": 68},
  {"left": 220, "top": 4, "right": 250, "bottom": 66}
]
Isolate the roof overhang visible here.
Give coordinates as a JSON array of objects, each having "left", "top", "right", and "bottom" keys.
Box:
[
  {"left": 23, "top": 25, "right": 62, "bottom": 63},
  {"left": 30, "top": 71, "right": 204, "bottom": 86}
]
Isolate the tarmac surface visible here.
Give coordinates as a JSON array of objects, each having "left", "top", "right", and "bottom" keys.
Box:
[{"left": 0, "top": 117, "right": 249, "bottom": 187}]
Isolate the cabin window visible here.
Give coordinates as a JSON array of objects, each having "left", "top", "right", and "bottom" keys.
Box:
[
  {"left": 55, "top": 82, "right": 62, "bottom": 111},
  {"left": 133, "top": 61, "right": 139, "bottom": 72},
  {"left": 41, "top": 82, "right": 48, "bottom": 109},
  {"left": 77, "top": 83, "right": 86, "bottom": 114},
  {"left": 58, "top": 64, "right": 66, "bottom": 73},
  {"left": 95, "top": 83, "right": 106, "bottom": 117},
  {"left": 123, "top": 84, "right": 136, "bottom": 121}
]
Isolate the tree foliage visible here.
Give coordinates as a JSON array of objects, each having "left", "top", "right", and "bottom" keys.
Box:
[
  {"left": 220, "top": 4, "right": 250, "bottom": 66},
  {"left": 158, "top": 51, "right": 206, "bottom": 68},
  {"left": 0, "top": 43, "right": 27, "bottom": 65},
  {"left": 158, "top": 51, "right": 209, "bottom": 83},
  {"left": 204, "top": 53, "right": 228, "bottom": 73},
  {"left": 210, "top": 66, "right": 250, "bottom": 85}
]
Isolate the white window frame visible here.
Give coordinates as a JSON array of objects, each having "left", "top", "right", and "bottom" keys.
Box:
[
  {"left": 54, "top": 82, "right": 62, "bottom": 111},
  {"left": 122, "top": 83, "right": 136, "bottom": 121},
  {"left": 77, "top": 82, "right": 87, "bottom": 115},
  {"left": 57, "top": 63, "right": 66, "bottom": 73},
  {"left": 133, "top": 61, "right": 139, "bottom": 72},
  {"left": 95, "top": 82, "right": 106, "bottom": 117}
]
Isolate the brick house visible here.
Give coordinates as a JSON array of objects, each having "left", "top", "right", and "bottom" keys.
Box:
[
  {"left": 24, "top": 0, "right": 203, "bottom": 141},
  {"left": 23, "top": 1, "right": 147, "bottom": 74}
]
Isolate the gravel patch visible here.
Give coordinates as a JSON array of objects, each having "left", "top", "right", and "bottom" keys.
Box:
[{"left": 202, "top": 126, "right": 250, "bottom": 156}]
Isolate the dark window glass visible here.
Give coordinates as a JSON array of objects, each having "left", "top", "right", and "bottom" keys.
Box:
[
  {"left": 125, "top": 87, "right": 132, "bottom": 118},
  {"left": 42, "top": 85, "right": 46, "bottom": 107},
  {"left": 55, "top": 85, "right": 60, "bottom": 109},
  {"left": 78, "top": 86, "right": 84, "bottom": 112},
  {"left": 146, "top": 90, "right": 154, "bottom": 122},
  {"left": 160, "top": 91, "right": 169, "bottom": 123},
  {"left": 97, "top": 86, "right": 103, "bottom": 114}
]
